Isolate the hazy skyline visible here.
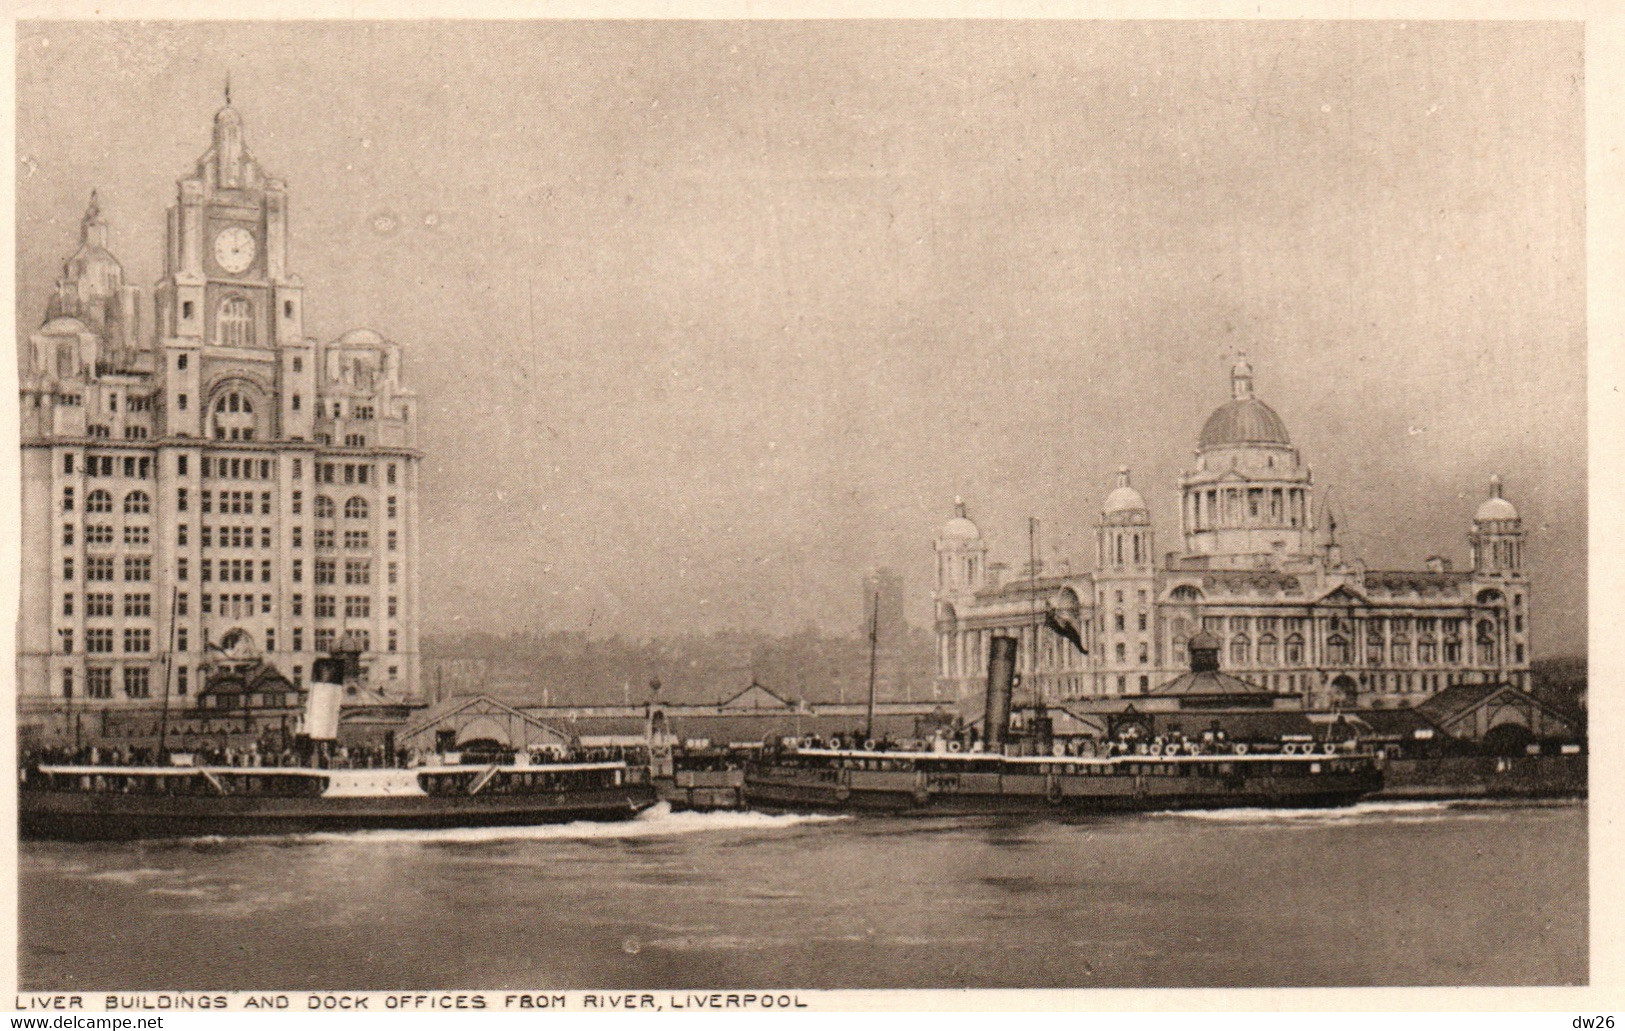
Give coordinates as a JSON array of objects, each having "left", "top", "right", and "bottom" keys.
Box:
[{"left": 14, "top": 20, "right": 1586, "bottom": 655}]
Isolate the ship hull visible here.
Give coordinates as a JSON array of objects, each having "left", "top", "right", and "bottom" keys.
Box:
[
  {"left": 744, "top": 752, "right": 1382, "bottom": 816},
  {"left": 20, "top": 786, "right": 658, "bottom": 841}
]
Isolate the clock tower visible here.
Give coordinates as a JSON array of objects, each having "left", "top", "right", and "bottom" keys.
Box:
[{"left": 155, "top": 88, "right": 314, "bottom": 442}]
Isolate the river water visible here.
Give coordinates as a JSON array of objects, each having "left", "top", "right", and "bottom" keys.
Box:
[{"left": 20, "top": 799, "right": 1585, "bottom": 990}]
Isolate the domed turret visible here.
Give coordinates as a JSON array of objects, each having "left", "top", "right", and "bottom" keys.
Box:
[
  {"left": 1474, "top": 474, "right": 1519, "bottom": 523},
  {"left": 935, "top": 498, "right": 988, "bottom": 594},
  {"left": 1469, "top": 474, "right": 1524, "bottom": 576},
  {"left": 940, "top": 497, "right": 981, "bottom": 541},
  {"left": 1102, "top": 465, "right": 1148, "bottom": 518}
]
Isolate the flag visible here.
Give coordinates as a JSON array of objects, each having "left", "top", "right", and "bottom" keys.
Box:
[{"left": 1045, "top": 608, "right": 1087, "bottom": 653}]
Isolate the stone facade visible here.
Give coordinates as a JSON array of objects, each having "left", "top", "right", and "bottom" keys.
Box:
[
  {"left": 17, "top": 94, "right": 424, "bottom": 743},
  {"left": 934, "top": 360, "right": 1530, "bottom": 711}
]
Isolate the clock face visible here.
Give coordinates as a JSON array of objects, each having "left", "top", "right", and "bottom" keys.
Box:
[{"left": 213, "top": 226, "right": 257, "bottom": 275}]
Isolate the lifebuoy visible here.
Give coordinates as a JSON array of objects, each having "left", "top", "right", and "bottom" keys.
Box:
[
  {"left": 1234, "top": 743, "right": 1249, "bottom": 756},
  {"left": 863, "top": 739, "right": 877, "bottom": 752},
  {"left": 1283, "top": 743, "right": 1298, "bottom": 755},
  {"left": 1149, "top": 743, "right": 1163, "bottom": 757},
  {"left": 947, "top": 740, "right": 962, "bottom": 753},
  {"left": 1322, "top": 742, "right": 1338, "bottom": 756},
  {"left": 828, "top": 736, "right": 845, "bottom": 751},
  {"left": 802, "top": 736, "right": 817, "bottom": 750}
]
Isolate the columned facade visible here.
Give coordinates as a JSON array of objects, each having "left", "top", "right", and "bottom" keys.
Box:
[{"left": 933, "top": 360, "right": 1531, "bottom": 712}]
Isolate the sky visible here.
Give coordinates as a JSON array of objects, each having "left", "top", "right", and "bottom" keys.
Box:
[{"left": 13, "top": 20, "right": 1587, "bottom": 655}]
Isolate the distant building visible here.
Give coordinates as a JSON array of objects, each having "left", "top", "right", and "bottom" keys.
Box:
[
  {"left": 934, "top": 359, "right": 1531, "bottom": 711},
  {"left": 17, "top": 93, "right": 424, "bottom": 745},
  {"left": 861, "top": 567, "right": 908, "bottom": 702}
]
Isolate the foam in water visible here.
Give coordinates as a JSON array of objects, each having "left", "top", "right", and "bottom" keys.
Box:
[
  {"left": 1154, "top": 799, "right": 1465, "bottom": 824},
  {"left": 284, "top": 802, "right": 848, "bottom": 845}
]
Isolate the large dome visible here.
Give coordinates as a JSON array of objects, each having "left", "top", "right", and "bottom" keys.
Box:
[
  {"left": 1475, "top": 475, "right": 1519, "bottom": 522},
  {"left": 1199, "top": 397, "right": 1292, "bottom": 450},
  {"left": 940, "top": 498, "right": 981, "bottom": 541}
]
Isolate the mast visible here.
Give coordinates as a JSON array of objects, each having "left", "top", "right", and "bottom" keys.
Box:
[
  {"left": 864, "top": 588, "right": 880, "bottom": 742},
  {"left": 157, "top": 583, "right": 179, "bottom": 756},
  {"left": 1029, "top": 516, "right": 1040, "bottom": 707}
]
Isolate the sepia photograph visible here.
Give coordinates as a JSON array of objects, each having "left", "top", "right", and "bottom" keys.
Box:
[{"left": 10, "top": 13, "right": 1594, "bottom": 1000}]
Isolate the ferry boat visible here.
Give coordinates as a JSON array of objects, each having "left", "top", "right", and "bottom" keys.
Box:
[
  {"left": 744, "top": 741, "right": 1381, "bottom": 815},
  {"left": 20, "top": 757, "right": 658, "bottom": 840},
  {"left": 744, "top": 630, "right": 1381, "bottom": 815}
]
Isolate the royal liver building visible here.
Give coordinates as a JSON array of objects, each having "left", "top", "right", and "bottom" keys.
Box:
[
  {"left": 933, "top": 360, "right": 1530, "bottom": 710},
  {"left": 17, "top": 94, "right": 423, "bottom": 740}
]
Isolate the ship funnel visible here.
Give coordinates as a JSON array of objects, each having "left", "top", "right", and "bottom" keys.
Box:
[
  {"left": 983, "top": 635, "right": 1017, "bottom": 754},
  {"left": 305, "top": 657, "right": 345, "bottom": 742}
]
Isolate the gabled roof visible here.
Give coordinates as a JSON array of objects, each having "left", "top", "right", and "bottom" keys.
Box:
[
  {"left": 718, "top": 681, "right": 796, "bottom": 710},
  {"left": 1313, "top": 584, "right": 1370, "bottom": 606},
  {"left": 1414, "top": 681, "right": 1575, "bottom": 729},
  {"left": 1151, "top": 670, "right": 1272, "bottom": 697},
  {"left": 401, "top": 693, "right": 569, "bottom": 743}
]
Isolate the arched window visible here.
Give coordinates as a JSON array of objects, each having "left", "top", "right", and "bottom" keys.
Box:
[
  {"left": 212, "top": 391, "right": 257, "bottom": 441},
  {"left": 1257, "top": 633, "right": 1279, "bottom": 665},
  {"left": 1326, "top": 634, "right": 1350, "bottom": 664},
  {"left": 1284, "top": 634, "right": 1305, "bottom": 665},
  {"left": 1172, "top": 635, "right": 1188, "bottom": 665},
  {"left": 86, "top": 489, "right": 113, "bottom": 514},
  {"left": 1476, "top": 620, "right": 1498, "bottom": 665},
  {"left": 1169, "top": 585, "right": 1203, "bottom": 604},
  {"left": 314, "top": 495, "right": 335, "bottom": 519},
  {"left": 344, "top": 497, "right": 369, "bottom": 520},
  {"left": 1230, "top": 635, "right": 1250, "bottom": 666},
  {"left": 123, "top": 490, "right": 150, "bottom": 515},
  {"left": 218, "top": 298, "right": 255, "bottom": 348}
]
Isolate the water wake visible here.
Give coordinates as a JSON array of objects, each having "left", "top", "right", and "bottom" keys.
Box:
[
  {"left": 282, "top": 802, "right": 847, "bottom": 845},
  {"left": 1154, "top": 799, "right": 1470, "bottom": 824}
]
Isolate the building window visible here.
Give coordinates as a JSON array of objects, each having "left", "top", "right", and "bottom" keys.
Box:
[
  {"left": 293, "top": 559, "right": 304, "bottom": 583},
  {"left": 387, "top": 530, "right": 399, "bottom": 551},
  {"left": 292, "top": 527, "right": 303, "bottom": 548},
  {"left": 86, "top": 557, "right": 114, "bottom": 581},
  {"left": 123, "top": 490, "right": 151, "bottom": 515},
  {"left": 84, "top": 524, "right": 113, "bottom": 547},
  {"left": 1114, "top": 643, "right": 1125, "bottom": 663},
  {"left": 1257, "top": 634, "right": 1279, "bottom": 665},
  {"left": 177, "top": 666, "right": 189, "bottom": 696},
  {"left": 387, "top": 463, "right": 397, "bottom": 485},
  {"left": 316, "top": 594, "right": 335, "bottom": 618},
  {"left": 212, "top": 391, "right": 257, "bottom": 441},
  {"left": 293, "top": 629, "right": 304, "bottom": 652},
  {"left": 85, "top": 628, "right": 113, "bottom": 653},
  {"left": 315, "top": 529, "right": 335, "bottom": 550},
  {"left": 124, "top": 426, "right": 149, "bottom": 440},
  {"left": 178, "top": 393, "right": 188, "bottom": 411},
  {"left": 62, "top": 487, "right": 75, "bottom": 512},
  {"left": 387, "top": 596, "right": 398, "bottom": 619},
  {"left": 292, "top": 490, "right": 303, "bottom": 514},
  {"left": 86, "top": 667, "right": 113, "bottom": 699},
  {"left": 218, "top": 297, "right": 256, "bottom": 347},
  {"left": 1114, "top": 612, "right": 1124, "bottom": 632},
  {"left": 178, "top": 487, "right": 189, "bottom": 512},
  {"left": 1230, "top": 635, "right": 1250, "bottom": 666},
  {"left": 177, "top": 558, "right": 189, "bottom": 582},
  {"left": 58, "top": 628, "right": 73, "bottom": 654},
  {"left": 1326, "top": 634, "right": 1349, "bottom": 665},
  {"left": 387, "top": 629, "right": 398, "bottom": 653},
  {"left": 267, "top": 629, "right": 277, "bottom": 652},
  {"left": 315, "top": 629, "right": 336, "bottom": 652},
  {"left": 61, "top": 668, "right": 74, "bottom": 699},
  {"left": 388, "top": 562, "right": 398, "bottom": 586},
  {"left": 345, "top": 496, "right": 369, "bottom": 519},
  {"left": 292, "top": 593, "right": 304, "bottom": 616},
  {"left": 1138, "top": 643, "right": 1149, "bottom": 664},
  {"left": 124, "top": 628, "right": 152, "bottom": 653},
  {"left": 315, "top": 560, "right": 335, "bottom": 585},
  {"left": 123, "top": 593, "right": 152, "bottom": 618},
  {"left": 177, "top": 524, "right": 189, "bottom": 547},
  {"left": 345, "top": 595, "right": 371, "bottom": 619},
  {"left": 315, "top": 495, "right": 335, "bottom": 519},
  {"left": 344, "top": 530, "right": 369, "bottom": 550},
  {"left": 124, "top": 557, "right": 152, "bottom": 582},
  {"left": 1137, "top": 612, "right": 1147, "bottom": 632},
  {"left": 387, "top": 496, "right": 398, "bottom": 519},
  {"left": 123, "top": 666, "right": 151, "bottom": 698},
  {"left": 85, "top": 489, "right": 111, "bottom": 513},
  {"left": 123, "top": 525, "right": 151, "bottom": 548},
  {"left": 62, "top": 592, "right": 74, "bottom": 617},
  {"left": 345, "top": 560, "right": 371, "bottom": 586},
  {"left": 176, "top": 592, "right": 189, "bottom": 616}
]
